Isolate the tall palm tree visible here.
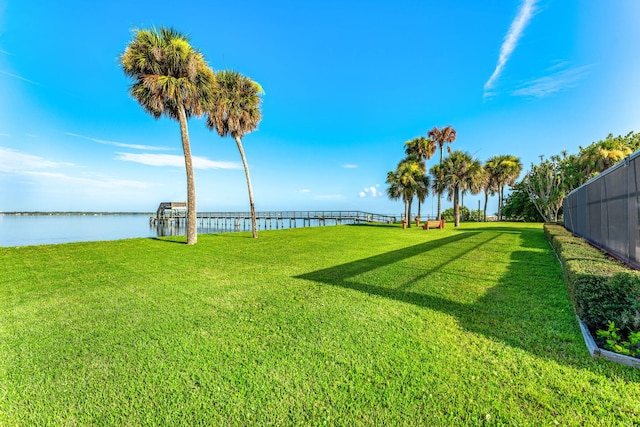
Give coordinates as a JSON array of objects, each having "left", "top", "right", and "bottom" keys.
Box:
[
  {"left": 405, "top": 136, "right": 436, "bottom": 162},
  {"left": 439, "top": 150, "right": 482, "bottom": 227},
  {"left": 415, "top": 175, "right": 431, "bottom": 220},
  {"left": 206, "top": 70, "right": 263, "bottom": 238},
  {"left": 405, "top": 136, "right": 436, "bottom": 218},
  {"left": 428, "top": 126, "right": 457, "bottom": 219},
  {"left": 483, "top": 157, "right": 501, "bottom": 221},
  {"left": 121, "top": 27, "right": 216, "bottom": 245},
  {"left": 492, "top": 155, "right": 523, "bottom": 221},
  {"left": 386, "top": 156, "right": 425, "bottom": 226},
  {"left": 429, "top": 163, "right": 446, "bottom": 218},
  {"left": 460, "top": 165, "right": 487, "bottom": 222}
]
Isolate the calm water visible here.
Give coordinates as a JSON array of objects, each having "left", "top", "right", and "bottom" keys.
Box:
[
  {"left": 0, "top": 214, "right": 320, "bottom": 247},
  {"left": 0, "top": 214, "right": 157, "bottom": 247}
]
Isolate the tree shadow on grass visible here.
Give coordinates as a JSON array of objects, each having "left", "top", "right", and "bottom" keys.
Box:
[
  {"left": 148, "top": 237, "right": 187, "bottom": 245},
  {"left": 296, "top": 228, "right": 640, "bottom": 379}
]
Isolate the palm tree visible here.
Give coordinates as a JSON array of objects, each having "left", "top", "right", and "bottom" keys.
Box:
[
  {"left": 415, "top": 175, "right": 431, "bottom": 220},
  {"left": 386, "top": 156, "right": 426, "bottom": 226},
  {"left": 405, "top": 136, "right": 436, "bottom": 219},
  {"left": 206, "top": 70, "right": 263, "bottom": 238},
  {"left": 428, "top": 126, "right": 457, "bottom": 219},
  {"left": 483, "top": 157, "right": 501, "bottom": 222},
  {"left": 460, "top": 165, "right": 487, "bottom": 222},
  {"left": 429, "top": 163, "right": 446, "bottom": 218},
  {"left": 579, "top": 136, "right": 632, "bottom": 178},
  {"left": 405, "top": 136, "right": 436, "bottom": 162},
  {"left": 492, "top": 155, "right": 523, "bottom": 221},
  {"left": 439, "top": 150, "right": 482, "bottom": 227},
  {"left": 121, "top": 27, "right": 216, "bottom": 245}
]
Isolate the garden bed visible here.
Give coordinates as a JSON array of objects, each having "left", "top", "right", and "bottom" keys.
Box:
[{"left": 545, "top": 223, "right": 640, "bottom": 368}]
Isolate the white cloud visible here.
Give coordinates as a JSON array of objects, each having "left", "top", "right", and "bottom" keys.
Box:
[
  {"left": 115, "top": 152, "right": 242, "bottom": 170},
  {"left": 359, "top": 184, "right": 383, "bottom": 198},
  {"left": 512, "top": 64, "right": 591, "bottom": 98},
  {"left": 65, "top": 132, "right": 173, "bottom": 151},
  {"left": 22, "top": 171, "right": 151, "bottom": 190},
  {"left": 483, "top": 0, "right": 538, "bottom": 98},
  {"left": 343, "top": 164, "right": 358, "bottom": 169},
  {"left": 0, "top": 147, "right": 74, "bottom": 173},
  {"left": 299, "top": 189, "right": 312, "bottom": 193},
  {"left": 0, "top": 147, "right": 151, "bottom": 192}
]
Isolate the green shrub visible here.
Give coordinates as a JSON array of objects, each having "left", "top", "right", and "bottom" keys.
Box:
[
  {"left": 597, "top": 322, "right": 640, "bottom": 357},
  {"left": 544, "top": 223, "right": 640, "bottom": 336}
]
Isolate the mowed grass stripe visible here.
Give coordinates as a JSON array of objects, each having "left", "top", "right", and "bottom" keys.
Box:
[{"left": 1, "top": 223, "right": 639, "bottom": 426}]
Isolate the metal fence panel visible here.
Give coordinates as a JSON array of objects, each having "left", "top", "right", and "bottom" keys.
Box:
[
  {"left": 631, "top": 156, "right": 640, "bottom": 265},
  {"left": 564, "top": 150, "right": 640, "bottom": 270},
  {"left": 601, "top": 166, "right": 628, "bottom": 258}
]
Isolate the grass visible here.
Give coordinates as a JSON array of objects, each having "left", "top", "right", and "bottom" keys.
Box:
[{"left": 1, "top": 222, "right": 639, "bottom": 426}]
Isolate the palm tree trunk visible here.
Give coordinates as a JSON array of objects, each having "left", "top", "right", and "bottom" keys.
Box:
[
  {"left": 235, "top": 136, "right": 258, "bottom": 238},
  {"left": 407, "top": 198, "right": 413, "bottom": 228},
  {"left": 404, "top": 200, "right": 410, "bottom": 224},
  {"left": 437, "top": 146, "right": 443, "bottom": 220},
  {"left": 499, "top": 186, "right": 504, "bottom": 221},
  {"left": 461, "top": 192, "right": 464, "bottom": 222},
  {"left": 483, "top": 190, "right": 489, "bottom": 222},
  {"left": 178, "top": 106, "right": 197, "bottom": 245},
  {"left": 453, "top": 187, "right": 460, "bottom": 227}
]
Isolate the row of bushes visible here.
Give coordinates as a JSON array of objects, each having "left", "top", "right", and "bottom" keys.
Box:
[{"left": 544, "top": 224, "right": 640, "bottom": 336}]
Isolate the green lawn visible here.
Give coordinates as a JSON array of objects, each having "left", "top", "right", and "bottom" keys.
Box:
[{"left": 1, "top": 223, "right": 639, "bottom": 426}]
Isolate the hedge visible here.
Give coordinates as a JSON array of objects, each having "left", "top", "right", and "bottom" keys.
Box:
[{"left": 544, "top": 223, "right": 640, "bottom": 335}]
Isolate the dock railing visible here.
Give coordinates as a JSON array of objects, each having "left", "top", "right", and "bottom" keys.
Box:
[{"left": 150, "top": 210, "right": 397, "bottom": 231}]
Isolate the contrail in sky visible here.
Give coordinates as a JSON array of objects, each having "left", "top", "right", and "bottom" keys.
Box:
[
  {"left": 0, "top": 69, "right": 41, "bottom": 85},
  {"left": 483, "top": 0, "right": 538, "bottom": 97}
]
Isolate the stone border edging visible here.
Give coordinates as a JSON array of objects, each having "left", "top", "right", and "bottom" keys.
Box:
[{"left": 577, "top": 316, "right": 640, "bottom": 369}]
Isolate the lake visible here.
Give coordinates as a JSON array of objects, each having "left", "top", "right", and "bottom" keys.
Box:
[
  {"left": 0, "top": 212, "right": 401, "bottom": 247},
  {"left": 0, "top": 214, "right": 219, "bottom": 247}
]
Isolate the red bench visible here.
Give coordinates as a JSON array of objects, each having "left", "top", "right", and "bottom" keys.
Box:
[{"left": 422, "top": 219, "right": 445, "bottom": 230}]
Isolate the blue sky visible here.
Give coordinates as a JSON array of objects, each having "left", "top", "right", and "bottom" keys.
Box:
[{"left": 1, "top": 1, "right": 639, "bottom": 216}]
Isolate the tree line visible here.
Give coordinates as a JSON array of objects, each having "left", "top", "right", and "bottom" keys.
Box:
[
  {"left": 121, "top": 27, "right": 263, "bottom": 244},
  {"left": 505, "top": 132, "right": 640, "bottom": 222},
  {"left": 386, "top": 126, "right": 522, "bottom": 227}
]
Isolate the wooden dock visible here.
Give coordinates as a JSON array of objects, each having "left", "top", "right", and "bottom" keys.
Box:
[{"left": 150, "top": 209, "right": 397, "bottom": 232}]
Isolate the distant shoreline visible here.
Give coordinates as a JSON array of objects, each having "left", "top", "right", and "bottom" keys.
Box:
[{"left": 0, "top": 212, "right": 152, "bottom": 216}]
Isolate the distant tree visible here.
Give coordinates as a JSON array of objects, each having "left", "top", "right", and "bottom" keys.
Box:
[
  {"left": 502, "top": 181, "right": 544, "bottom": 222},
  {"left": 120, "top": 27, "right": 216, "bottom": 245},
  {"left": 558, "top": 150, "right": 583, "bottom": 194},
  {"left": 442, "top": 206, "right": 471, "bottom": 223},
  {"left": 484, "top": 154, "right": 522, "bottom": 221},
  {"left": 206, "top": 70, "right": 263, "bottom": 238},
  {"left": 386, "top": 156, "right": 426, "bottom": 226},
  {"left": 429, "top": 163, "right": 446, "bottom": 218},
  {"left": 405, "top": 136, "right": 436, "bottom": 219},
  {"left": 439, "top": 150, "right": 482, "bottom": 227},
  {"left": 482, "top": 158, "right": 500, "bottom": 222},
  {"left": 467, "top": 208, "right": 484, "bottom": 222},
  {"left": 460, "top": 164, "right": 486, "bottom": 222},
  {"left": 428, "top": 126, "right": 457, "bottom": 219},
  {"left": 415, "top": 174, "right": 431, "bottom": 220},
  {"left": 523, "top": 155, "right": 565, "bottom": 222},
  {"left": 405, "top": 136, "right": 437, "bottom": 162},
  {"left": 578, "top": 132, "right": 639, "bottom": 179}
]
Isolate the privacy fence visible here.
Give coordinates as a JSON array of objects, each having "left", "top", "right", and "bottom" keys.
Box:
[{"left": 563, "top": 150, "right": 640, "bottom": 270}]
